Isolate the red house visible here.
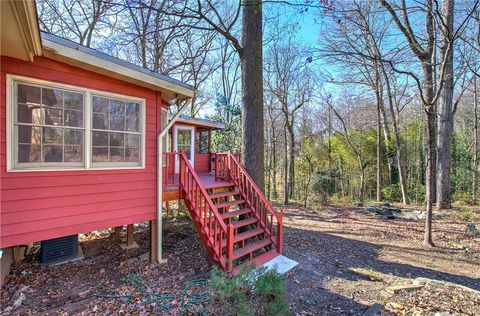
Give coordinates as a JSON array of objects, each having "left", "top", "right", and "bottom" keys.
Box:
[{"left": 0, "top": 0, "right": 282, "bottom": 276}]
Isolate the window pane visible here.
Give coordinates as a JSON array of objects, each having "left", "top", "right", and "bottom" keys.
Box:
[
  {"left": 109, "top": 132, "right": 124, "bottom": 147},
  {"left": 64, "top": 109, "right": 83, "bottom": 127},
  {"left": 64, "top": 145, "right": 82, "bottom": 162},
  {"left": 43, "top": 145, "right": 63, "bottom": 162},
  {"left": 64, "top": 129, "right": 83, "bottom": 145},
  {"left": 110, "top": 114, "right": 125, "bottom": 131},
  {"left": 43, "top": 127, "right": 63, "bottom": 145},
  {"left": 92, "top": 131, "right": 108, "bottom": 146},
  {"left": 126, "top": 148, "right": 139, "bottom": 162},
  {"left": 92, "top": 147, "right": 108, "bottom": 162},
  {"left": 18, "top": 144, "right": 41, "bottom": 163},
  {"left": 44, "top": 107, "right": 63, "bottom": 126},
  {"left": 126, "top": 134, "right": 140, "bottom": 148},
  {"left": 64, "top": 92, "right": 83, "bottom": 110},
  {"left": 18, "top": 84, "right": 40, "bottom": 104},
  {"left": 18, "top": 125, "right": 41, "bottom": 145},
  {"left": 110, "top": 147, "right": 125, "bottom": 162},
  {"left": 109, "top": 100, "right": 125, "bottom": 131},
  {"left": 42, "top": 88, "right": 62, "bottom": 108},
  {"left": 126, "top": 102, "right": 139, "bottom": 132},
  {"left": 93, "top": 96, "right": 108, "bottom": 113},
  {"left": 93, "top": 113, "right": 107, "bottom": 129},
  {"left": 17, "top": 103, "right": 42, "bottom": 124}
]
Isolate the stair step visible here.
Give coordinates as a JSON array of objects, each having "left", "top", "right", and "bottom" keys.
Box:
[
  {"left": 232, "top": 217, "right": 258, "bottom": 229},
  {"left": 221, "top": 208, "right": 252, "bottom": 220},
  {"left": 205, "top": 181, "right": 234, "bottom": 189},
  {"left": 233, "top": 227, "right": 264, "bottom": 243},
  {"left": 232, "top": 238, "right": 272, "bottom": 260},
  {"left": 209, "top": 190, "right": 241, "bottom": 199},
  {"left": 216, "top": 199, "right": 246, "bottom": 209},
  {"left": 232, "top": 250, "right": 279, "bottom": 275}
]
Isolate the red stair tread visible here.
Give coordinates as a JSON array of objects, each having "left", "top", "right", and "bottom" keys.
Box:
[
  {"left": 216, "top": 199, "right": 246, "bottom": 209},
  {"left": 209, "top": 190, "right": 241, "bottom": 199},
  {"left": 232, "top": 217, "right": 257, "bottom": 229},
  {"left": 234, "top": 227, "right": 264, "bottom": 243},
  {"left": 232, "top": 238, "right": 272, "bottom": 260},
  {"left": 204, "top": 181, "right": 234, "bottom": 189},
  {"left": 232, "top": 250, "right": 279, "bottom": 275},
  {"left": 221, "top": 208, "right": 252, "bottom": 220}
]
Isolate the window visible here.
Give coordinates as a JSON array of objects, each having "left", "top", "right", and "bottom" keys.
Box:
[
  {"left": 91, "top": 96, "right": 141, "bottom": 164},
  {"left": 9, "top": 76, "right": 145, "bottom": 171},
  {"left": 196, "top": 129, "right": 210, "bottom": 154},
  {"left": 177, "top": 129, "right": 193, "bottom": 159},
  {"left": 15, "top": 83, "right": 84, "bottom": 167}
]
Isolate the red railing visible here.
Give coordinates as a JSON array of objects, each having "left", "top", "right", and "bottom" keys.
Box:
[
  {"left": 162, "top": 152, "right": 178, "bottom": 187},
  {"left": 179, "top": 151, "right": 232, "bottom": 269},
  {"left": 214, "top": 153, "right": 230, "bottom": 181},
  {"left": 217, "top": 153, "right": 283, "bottom": 254}
]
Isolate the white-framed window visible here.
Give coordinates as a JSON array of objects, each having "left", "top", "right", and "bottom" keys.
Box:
[{"left": 7, "top": 75, "right": 146, "bottom": 171}]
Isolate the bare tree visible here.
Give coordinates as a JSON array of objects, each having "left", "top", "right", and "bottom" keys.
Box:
[
  {"left": 37, "top": 0, "right": 113, "bottom": 47},
  {"left": 379, "top": 0, "right": 478, "bottom": 245}
]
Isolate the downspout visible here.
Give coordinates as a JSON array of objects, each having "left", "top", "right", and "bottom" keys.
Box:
[{"left": 157, "top": 99, "right": 191, "bottom": 263}]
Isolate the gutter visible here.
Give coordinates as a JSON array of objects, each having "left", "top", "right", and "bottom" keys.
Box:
[{"left": 157, "top": 100, "right": 191, "bottom": 263}]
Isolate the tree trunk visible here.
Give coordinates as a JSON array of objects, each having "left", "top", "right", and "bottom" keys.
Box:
[
  {"left": 376, "top": 90, "right": 383, "bottom": 202},
  {"left": 283, "top": 123, "right": 289, "bottom": 205},
  {"left": 436, "top": 0, "right": 454, "bottom": 209},
  {"left": 272, "top": 126, "right": 278, "bottom": 199},
  {"left": 423, "top": 63, "right": 436, "bottom": 247},
  {"left": 473, "top": 75, "right": 478, "bottom": 202},
  {"left": 287, "top": 122, "right": 295, "bottom": 199},
  {"left": 241, "top": 0, "right": 264, "bottom": 191}
]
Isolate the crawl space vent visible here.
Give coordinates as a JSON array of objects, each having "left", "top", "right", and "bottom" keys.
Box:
[{"left": 41, "top": 235, "right": 78, "bottom": 263}]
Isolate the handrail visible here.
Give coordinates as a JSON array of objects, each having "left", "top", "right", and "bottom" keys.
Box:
[
  {"left": 178, "top": 151, "right": 229, "bottom": 269},
  {"left": 225, "top": 153, "right": 283, "bottom": 254}
]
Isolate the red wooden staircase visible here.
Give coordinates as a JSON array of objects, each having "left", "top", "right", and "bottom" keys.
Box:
[{"left": 178, "top": 152, "right": 283, "bottom": 274}]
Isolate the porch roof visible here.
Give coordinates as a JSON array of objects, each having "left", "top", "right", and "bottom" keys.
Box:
[{"left": 169, "top": 115, "right": 226, "bottom": 130}]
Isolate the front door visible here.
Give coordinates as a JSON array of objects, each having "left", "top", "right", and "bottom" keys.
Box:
[{"left": 174, "top": 125, "right": 194, "bottom": 172}]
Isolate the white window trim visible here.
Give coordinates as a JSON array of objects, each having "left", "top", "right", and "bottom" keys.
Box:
[
  {"left": 173, "top": 124, "right": 195, "bottom": 173},
  {"left": 6, "top": 74, "right": 146, "bottom": 172}
]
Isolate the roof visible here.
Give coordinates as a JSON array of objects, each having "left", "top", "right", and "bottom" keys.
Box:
[
  {"left": 41, "top": 32, "right": 194, "bottom": 100},
  {"left": 169, "top": 115, "right": 226, "bottom": 130},
  {"left": 1, "top": 0, "right": 42, "bottom": 62}
]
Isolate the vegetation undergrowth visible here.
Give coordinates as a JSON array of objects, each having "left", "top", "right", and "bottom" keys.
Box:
[{"left": 209, "top": 265, "right": 291, "bottom": 316}]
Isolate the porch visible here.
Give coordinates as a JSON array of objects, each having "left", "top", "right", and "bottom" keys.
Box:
[{"left": 161, "top": 152, "right": 233, "bottom": 201}]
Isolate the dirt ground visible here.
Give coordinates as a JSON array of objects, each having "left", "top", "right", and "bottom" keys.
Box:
[
  {"left": 281, "top": 204, "right": 480, "bottom": 315},
  {"left": 1, "top": 204, "right": 479, "bottom": 315}
]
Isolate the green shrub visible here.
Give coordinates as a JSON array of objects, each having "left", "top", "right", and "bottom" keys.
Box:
[
  {"left": 458, "top": 208, "right": 475, "bottom": 222},
  {"left": 254, "top": 268, "right": 291, "bottom": 316},
  {"left": 453, "top": 191, "right": 477, "bottom": 206},
  {"left": 382, "top": 184, "right": 402, "bottom": 202},
  {"left": 209, "top": 266, "right": 291, "bottom": 316},
  {"left": 209, "top": 266, "right": 253, "bottom": 316}
]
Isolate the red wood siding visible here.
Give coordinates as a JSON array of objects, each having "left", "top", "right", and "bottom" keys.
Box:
[{"left": 0, "top": 56, "right": 163, "bottom": 248}]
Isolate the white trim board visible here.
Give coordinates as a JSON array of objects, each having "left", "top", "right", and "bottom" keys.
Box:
[{"left": 173, "top": 124, "right": 195, "bottom": 172}]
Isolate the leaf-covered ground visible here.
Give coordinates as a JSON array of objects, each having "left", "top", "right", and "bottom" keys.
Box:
[
  {"left": 281, "top": 204, "right": 480, "bottom": 315},
  {"left": 1, "top": 205, "right": 479, "bottom": 315}
]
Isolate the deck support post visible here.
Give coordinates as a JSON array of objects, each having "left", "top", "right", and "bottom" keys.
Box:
[{"left": 127, "top": 224, "right": 134, "bottom": 246}]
